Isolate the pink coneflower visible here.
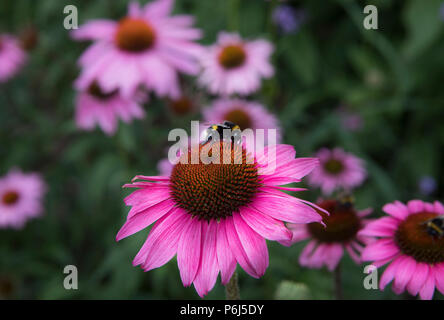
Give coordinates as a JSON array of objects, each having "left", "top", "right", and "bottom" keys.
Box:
[
  {"left": 0, "top": 34, "right": 27, "bottom": 83},
  {"left": 117, "top": 142, "right": 324, "bottom": 297},
  {"left": 307, "top": 148, "right": 366, "bottom": 195},
  {"left": 72, "top": 0, "right": 202, "bottom": 98},
  {"left": 202, "top": 99, "right": 281, "bottom": 144},
  {"left": 288, "top": 199, "right": 373, "bottom": 271},
  {"left": 199, "top": 32, "right": 274, "bottom": 96},
  {"left": 0, "top": 169, "right": 46, "bottom": 229},
  {"left": 75, "top": 81, "right": 145, "bottom": 136},
  {"left": 360, "top": 200, "right": 444, "bottom": 300}
]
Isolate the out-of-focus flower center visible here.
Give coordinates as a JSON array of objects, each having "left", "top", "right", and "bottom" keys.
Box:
[
  {"left": 218, "top": 45, "right": 246, "bottom": 69},
  {"left": 88, "top": 81, "right": 118, "bottom": 100},
  {"left": 224, "top": 108, "right": 252, "bottom": 130},
  {"left": 170, "top": 142, "right": 261, "bottom": 220},
  {"left": 115, "top": 18, "right": 156, "bottom": 53},
  {"left": 2, "top": 190, "right": 20, "bottom": 206},
  {"left": 307, "top": 199, "right": 361, "bottom": 243},
  {"left": 169, "top": 97, "right": 193, "bottom": 115},
  {"left": 324, "top": 159, "right": 344, "bottom": 175},
  {"left": 0, "top": 276, "right": 14, "bottom": 299},
  {"left": 395, "top": 212, "right": 444, "bottom": 263}
]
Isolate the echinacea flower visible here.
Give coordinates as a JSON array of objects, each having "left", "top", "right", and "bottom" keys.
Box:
[
  {"left": 75, "top": 81, "right": 145, "bottom": 136},
  {"left": 307, "top": 148, "right": 366, "bottom": 195},
  {"left": 0, "top": 34, "right": 27, "bottom": 83},
  {"left": 288, "top": 199, "right": 373, "bottom": 271},
  {"left": 117, "top": 142, "right": 324, "bottom": 297},
  {"left": 360, "top": 199, "right": 444, "bottom": 300},
  {"left": 199, "top": 32, "right": 274, "bottom": 96},
  {"left": 72, "top": 0, "right": 202, "bottom": 98},
  {"left": 0, "top": 169, "right": 46, "bottom": 229},
  {"left": 202, "top": 99, "right": 281, "bottom": 144}
]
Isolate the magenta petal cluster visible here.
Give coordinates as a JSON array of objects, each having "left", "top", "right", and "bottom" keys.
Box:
[
  {"left": 72, "top": 0, "right": 203, "bottom": 98},
  {"left": 117, "top": 144, "right": 323, "bottom": 297},
  {"left": 288, "top": 200, "right": 373, "bottom": 271},
  {"left": 0, "top": 34, "right": 27, "bottom": 83},
  {"left": 308, "top": 148, "right": 366, "bottom": 195},
  {"left": 202, "top": 99, "right": 282, "bottom": 144},
  {"left": 0, "top": 169, "right": 46, "bottom": 229},
  {"left": 360, "top": 200, "right": 444, "bottom": 300},
  {"left": 199, "top": 32, "right": 274, "bottom": 96},
  {"left": 75, "top": 86, "right": 145, "bottom": 135}
]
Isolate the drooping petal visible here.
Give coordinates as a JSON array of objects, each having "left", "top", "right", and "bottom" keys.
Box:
[
  {"left": 224, "top": 216, "right": 259, "bottom": 278},
  {"left": 393, "top": 256, "right": 417, "bottom": 293},
  {"left": 358, "top": 217, "right": 399, "bottom": 238},
  {"left": 379, "top": 256, "right": 404, "bottom": 290},
  {"left": 252, "top": 193, "right": 322, "bottom": 224},
  {"left": 177, "top": 217, "right": 203, "bottom": 287},
  {"left": 134, "top": 208, "right": 187, "bottom": 270},
  {"left": 419, "top": 266, "right": 436, "bottom": 300},
  {"left": 239, "top": 206, "right": 292, "bottom": 241},
  {"left": 193, "top": 220, "right": 219, "bottom": 297},
  {"left": 116, "top": 198, "right": 175, "bottom": 241},
  {"left": 216, "top": 219, "right": 237, "bottom": 284},
  {"left": 406, "top": 262, "right": 429, "bottom": 296},
  {"left": 361, "top": 238, "right": 400, "bottom": 262},
  {"left": 232, "top": 213, "right": 269, "bottom": 277}
]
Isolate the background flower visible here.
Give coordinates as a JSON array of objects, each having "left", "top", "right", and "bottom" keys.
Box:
[
  {"left": 0, "top": 169, "right": 46, "bottom": 229},
  {"left": 72, "top": 0, "right": 202, "bottom": 98},
  {"left": 0, "top": 34, "right": 27, "bottom": 83},
  {"left": 307, "top": 148, "right": 367, "bottom": 195},
  {"left": 360, "top": 200, "right": 444, "bottom": 300},
  {"left": 202, "top": 99, "right": 282, "bottom": 145},
  {"left": 198, "top": 32, "right": 274, "bottom": 96}
]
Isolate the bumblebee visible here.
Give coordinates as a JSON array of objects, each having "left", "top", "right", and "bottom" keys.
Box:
[
  {"left": 337, "top": 193, "right": 355, "bottom": 210},
  {"left": 424, "top": 216, "right": 444, "bottom": 238},
  {"left": 201, "top": 121, "right": 242, "bottom": 145}
]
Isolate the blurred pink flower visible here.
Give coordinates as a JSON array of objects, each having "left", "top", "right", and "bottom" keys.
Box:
[
  {"left": 287, "top": 199, "right": 373, "bottom": 271},
  {"left": 0, "top": 34, "right": 27, "bottom": 83},
  {"left": 308, "top": 148, "right": 366, "bottom": 195},
  {"left": 117, "top": 143, "right": 322, "bottom": 297},
  {"left": 360, "top": 200, "right": 444, "bottom": 300},
  {"left": 202, "top": 99, "right": 281, "bottom": 144},
  {"left": 72, "top": 0, "right": 202, "bottom": 98},
  {"left": 199, "top": 32, "right": 274, "bottom": 96},
  {"left": 0, "top": 169, "right": 46, "bottom": 229},
  {"left": 75, "top": 82, "right": 145, "bottom": 136}
]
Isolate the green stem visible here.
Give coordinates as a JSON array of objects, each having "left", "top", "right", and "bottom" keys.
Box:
[
  {"left": 333, "top": 263, "right": 343, "bottom": 300},
  {"left": 225, "top": 271, "right": 240, "bottom": 300}
]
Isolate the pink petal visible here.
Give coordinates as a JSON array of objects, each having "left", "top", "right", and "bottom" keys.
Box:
[
  {"left": 116, "top": 198, "right": 175, "bottom": 241},
  {"left": 419, "top": 266, "right": 436, "bottom": 300},
  {"left": 193, "top": 220, "right": 219, "bottom": 298},
  {"left": 358, "top": 217, "right": 399, "bottom": 238},
  {"left": 407, "top": 200, "right": 425, "bottom": 214},
  {"left": 325, "top": 244, "right": 344, "bottom": 271},
  {"left": 379, "top": 256, "right": 404, "bottom": 290},
  {"left": 434, "top": 263, "right": 444, "bottom": 294},
  {"left": 232, "top": 213, "right": 269, "bottom": 277},
  {"left": 393, "top": 256, "right": 417, "bottom": 293},
  {"left": 406, "top": 262, "right": 429, "bottom": 296},
  {"left": 135, "top": 208, "right": 187, "bottom": 269},
  {"left": 225, "top": 216, "right": 259, "bottom": 278},
  {"left": 361, "top": 238, "right": 400, "bottom": 262},
  {"left": 434, "top": 201, "right": 444, "bottom": 214},
  {"left": 177, "top": 217, "right": 202, "bottom": 287},
  {"left": 216, "top": 219, "right": 237, "bottom": 284},
  {"left": 239, "top": 206, "right": 292, "bottom": 241},
  {"left": 382, "top": 201, "right": 409, "bottom": 220},
  {"left": 252, "top": 193, "right": 322, "bottom": 224}
]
